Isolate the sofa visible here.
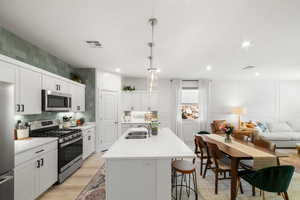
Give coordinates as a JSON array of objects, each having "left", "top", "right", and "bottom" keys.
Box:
[{"left": 256, "top": 121, "right": 300, "bottom": 148}]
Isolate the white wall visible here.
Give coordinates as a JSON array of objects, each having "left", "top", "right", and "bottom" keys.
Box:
[{"left": 208, "top": 80, "right": 300, "bottom": 126}]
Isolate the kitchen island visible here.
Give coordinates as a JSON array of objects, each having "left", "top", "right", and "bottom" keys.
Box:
[{"left": 103, "top": 127, "right": 194, "bottom": 200}]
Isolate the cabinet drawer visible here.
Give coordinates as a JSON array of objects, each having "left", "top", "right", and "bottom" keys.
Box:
[{"left": 15, "top": 141, "right": 57, "bottom": 167}]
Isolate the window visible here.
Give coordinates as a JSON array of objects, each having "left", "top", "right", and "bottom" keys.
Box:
[{"left": 181, "top": 88, "right": 199, "bottom": 120}]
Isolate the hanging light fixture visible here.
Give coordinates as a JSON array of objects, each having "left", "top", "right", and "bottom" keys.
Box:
[{"left": 147, "top": 18, "right": 159, "bottom": 96}]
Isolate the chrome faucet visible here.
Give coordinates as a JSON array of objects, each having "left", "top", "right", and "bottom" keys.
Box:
[{"left": 138, "top": 124, "right": 151, "bottom": 138}]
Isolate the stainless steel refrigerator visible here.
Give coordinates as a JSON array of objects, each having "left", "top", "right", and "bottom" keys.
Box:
[{"left": 0, "top": 81, "right": 14, "bottom": 200}]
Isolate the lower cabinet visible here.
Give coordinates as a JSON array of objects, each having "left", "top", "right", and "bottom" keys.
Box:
[
  {"left": 83, "top": 127, "right": 96, "bottom": 160},
  {"left": 15, "top": 141, "right": 58, "bottom": 200}
]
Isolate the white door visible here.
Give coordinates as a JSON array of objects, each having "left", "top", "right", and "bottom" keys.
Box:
[
  {"left": 17, "top": 68, "right": 42, "bottom": 115},
  {"left": 39, "top": 149, "right": 58, "bottom": 194},
  {"left": 99, "top": 91, "right": 119, "bottom": 150},
  {"left": 14, "top": 159, "right": 38, "bottom": 200}
]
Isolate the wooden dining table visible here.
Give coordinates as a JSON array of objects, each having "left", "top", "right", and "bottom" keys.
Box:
[{"left": 201, "top": 134, "right": 287, "bottom": 200}]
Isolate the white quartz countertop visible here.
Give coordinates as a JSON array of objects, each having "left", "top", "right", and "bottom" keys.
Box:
[
  {"left": 121, "top": 120, "right": 150, "bottom": 124},
  {"left": 103, "top": 127, "right": 194, "bottom": 159},
  {"left": 15, "top": 138, "right": 58, "bottom": 155},
  {"left": 70, "top": 122, "right": 96, "bottom": 130}
]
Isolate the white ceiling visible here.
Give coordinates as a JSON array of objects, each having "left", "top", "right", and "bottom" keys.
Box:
[{"left": 1, "top": 0, "right": 300, "bottom": 80}]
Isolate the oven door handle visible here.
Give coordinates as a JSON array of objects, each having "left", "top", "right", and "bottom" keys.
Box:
[{"left": 60, "top": 136, "right": 82, "bottom": 148}]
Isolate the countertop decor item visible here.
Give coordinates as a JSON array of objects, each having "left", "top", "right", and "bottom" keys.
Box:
[
  {"left": 150, "top": 120, "right": 160, "bottom": 135},
  {"left": 220, "top": 123, "right": 234, "bottom": 143}
]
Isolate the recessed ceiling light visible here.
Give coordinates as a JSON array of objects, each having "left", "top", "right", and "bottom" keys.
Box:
[
  {"left": 255, "top": 72, "right": 260, "bottom": 76},
  {"left": 115, "top": 68, "right": 121, "bottom": 72},
  {"left": 206, "top": 65, "right": 212, "bottom": 71},
  {"left": 241, "top": 41, "right": 252, "bottom": 49}
]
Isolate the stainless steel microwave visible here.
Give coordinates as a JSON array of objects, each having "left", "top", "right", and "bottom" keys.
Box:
[{"left": 42, "top": 90, "right": 72, "bottom": 112}]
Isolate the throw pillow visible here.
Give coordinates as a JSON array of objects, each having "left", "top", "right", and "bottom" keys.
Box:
[{"left": 256, "top": 121, "right": 269, "bottom": 133}]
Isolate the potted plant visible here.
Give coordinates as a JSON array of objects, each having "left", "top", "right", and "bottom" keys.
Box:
[
  {"left": 150, "top": 120, "right": 160, "bottom": 135},
  {"left": 220, "top": 123, "right": 234, "bottom": 143}
]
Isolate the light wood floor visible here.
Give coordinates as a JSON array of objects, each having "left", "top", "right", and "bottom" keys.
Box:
[
  {"left": 37, "top": 153, "right": 103, "bottom": 200},
  {"left": 278, "top": 149, "right": 300, "bottom": 173}
]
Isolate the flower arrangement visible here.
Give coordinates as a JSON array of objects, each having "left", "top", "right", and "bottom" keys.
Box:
[{"left": 219, "top": 123, "right": 234, "bottom": 142}]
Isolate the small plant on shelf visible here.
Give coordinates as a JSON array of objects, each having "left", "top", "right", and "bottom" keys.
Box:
[
  {"left": 150, "top": 120, "right": 160, "bottom": 135},
  {"left": 122, "top": 85, "right": 136, "bottom": 91}
]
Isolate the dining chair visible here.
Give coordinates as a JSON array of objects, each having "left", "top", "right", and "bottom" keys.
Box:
[
  {"left": 193, "top": 135, "right": 210, "bottom": 176},
  {"left": 238, "top": 165, "right": 295, "bottom": 200},
  {"left": 206, "top": 142, "right": 244, "bottom": 195},
  {"left": 240, "top": 137, "right": 279, "bottom": 196}
]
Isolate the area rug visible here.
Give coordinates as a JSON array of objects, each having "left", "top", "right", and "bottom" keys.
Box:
[
  {"left": 76, "top": 163, "right": 300, "bottom": 200},
  {"left": 75, "top": 165, "right": 106, "bottom": 200}
]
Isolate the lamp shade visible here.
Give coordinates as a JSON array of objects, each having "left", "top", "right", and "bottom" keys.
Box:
[{"left": 232, "top": 107, "right": 247, "bottom": 115}]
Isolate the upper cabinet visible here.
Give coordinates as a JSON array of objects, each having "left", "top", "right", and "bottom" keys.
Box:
[
  {"left": 42, "top": 74, "right": 71, "bottom": 94},
  {"left": 121, "top": 91, "right": 158, "bottom": 111},
  {"left": 15, "top": 68, "right": 42, "bottom": 115},
  {"left": 71, "top": 83, "right": 85, "bottom": 112}
]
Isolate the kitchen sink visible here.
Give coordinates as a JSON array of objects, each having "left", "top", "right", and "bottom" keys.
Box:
[
  {"left": 125, "top": 135, "right": 147, "bottom": 139},
  {"left": 127, "top": 132, "right": 148, "bottom": 136}
]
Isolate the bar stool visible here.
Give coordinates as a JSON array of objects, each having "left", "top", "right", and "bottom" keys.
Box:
[{"left": 172, "top": 160, "right": 198, "bottom": 200}]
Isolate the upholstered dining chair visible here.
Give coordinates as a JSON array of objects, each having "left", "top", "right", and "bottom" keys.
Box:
[
  {"left": 206, "top": 142, "right": 244, "bottom": 195},
  {"left": 240, "top": 137, "right": 279, "bottom": 196},
  {"left": 193, "top": 135, "right": 210, "bottom": 176},
  {"left": 238, "top": 165, "right": 295, "bottom": 200}
]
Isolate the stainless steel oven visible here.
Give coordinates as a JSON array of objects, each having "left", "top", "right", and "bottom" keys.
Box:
[
  {"left": 42, "top": 90, "right": 71, "bottom": 112},
  {"left": 58, "top": 135, "right": 83, "bottom": 183}
]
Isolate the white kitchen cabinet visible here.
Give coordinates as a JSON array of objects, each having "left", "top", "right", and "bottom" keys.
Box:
[
  {"left": 39, "top": 149, "right": 58, "bottom": 195},
  {"left": 15, "top": 67, "right": 42, "bottom": 115},
  {"left": 0, "top": 61, "right": 16, "bottom": 83},
  {"left": 42, "top": 74, "right": 70, "bottom": 93},
  {"left": 71, "top": 84, "right": 85, "bottom": 112},
  {"left": 14, "top": 158, "right": 37, "bottom": 200},
  {"left": 121, "top": 91, "right": 158, "bottom": 111},
  {"left": 83, "top": 127, "right": 96, "bottom": 160},
  {"left": 15, "top": 141, "right": 58, "bottom": 200}
]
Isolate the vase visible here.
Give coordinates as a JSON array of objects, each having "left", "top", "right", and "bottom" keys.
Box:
[
  {"left": 225, "top": 134, "right": 232, "bottom": 143},
  {"left": 151, "top": 127, "right": 158, "bottom": 136}
]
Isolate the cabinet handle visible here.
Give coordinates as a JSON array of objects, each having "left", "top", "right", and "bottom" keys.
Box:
[
  {"left": 88, "top": 136, "right": 91, "bottom": 140},
  {"left": 56, "top": 84, "right": 58, "bottom": 91},
  {"left": 37, "top": 160, "right": 41, "bottom": 168},
  {"left": 41, "top": 158, "right": 44, "bottom": 167},
  {"left": 16, "top": 104, "right": 20, "bottom": 112},
  {"left": 59, "top": 85, "right": 61, "bottom": 91},
  {"left": 35, "top": 149, "right": 44, "bottom": 154},
  {"left": 21, "top": 104, "right": 24, "bottom": 112}
]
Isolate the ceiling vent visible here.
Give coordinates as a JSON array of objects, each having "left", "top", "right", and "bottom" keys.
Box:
[
  {"left": 242, "top": 66, "right": 256, "bottom": 70},
  {"left": 86, "top": 41, "right": 102, "bottom": 48}
]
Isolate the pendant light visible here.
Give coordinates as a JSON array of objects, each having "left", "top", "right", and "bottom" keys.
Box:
[{"left": 147, "top": 18, "right": 159, "bottom": 96}]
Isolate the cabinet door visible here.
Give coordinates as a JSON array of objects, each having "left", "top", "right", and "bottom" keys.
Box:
[
  {"left": 140, "top": 92, "right": 150, "bottom": 111},
  {"left": 131, "top": 92, "right": 142, "bottom": 111},
  {"left": 42, "top": 75, "right": 59, "bottom": 91},
  {"left": 39, "top": 149, "right": 58, "bottom": 195},
  {"left": 14, "top": 159, "right": 38, "bottom": 200},
  {"left": 121, "top": 92, "right": 132, "bottom": 111},
  {"left": 18, "top": 68, "right": 42, "bottom": 115},
  {"left": 79, "top": 86, "right": 85, "bottom": 112},
  {"left": 82, "top": 133, "right": 89, "bottom": 160},
  {"left": 149, "top": 92, "right": 159, "bottom": 111}
]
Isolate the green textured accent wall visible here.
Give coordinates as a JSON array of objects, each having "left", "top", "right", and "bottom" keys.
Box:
[
  {"left": 73, "top": 68, "right": 96, "bottom": 122},
  {"left": 0, "top": 26, "right": 96, "bottom": 122}
]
